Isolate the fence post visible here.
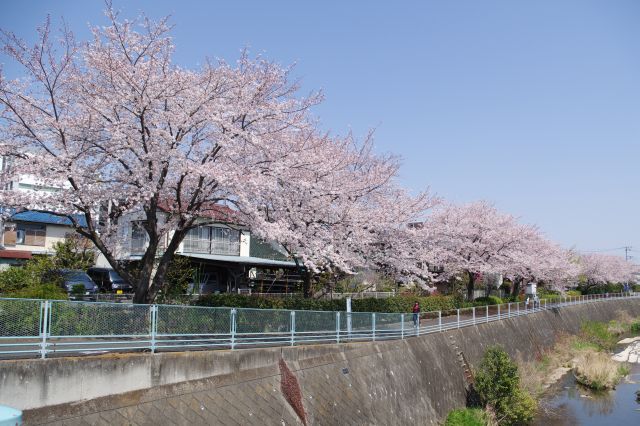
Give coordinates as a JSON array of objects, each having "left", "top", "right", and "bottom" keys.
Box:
[
  {"left": 508, "top": 303, "right": 511, "bottom": 317},
  {"left": 400, "top": 313, "right": 404, "bottom": 339},
  {"left": 498, "top": 304, "right": 501, "bottom": 320},
  {"left": 472, "top": 307, "right": 476, "bottom": 326},
  {"left": 486, "top": 305, "right": 489, "bottom": 323},
  {"left": 230, "top": 308, "right": 237, "bottom": 350},
  {"left": 438, "top": 311, "right": 442, "bottom": 332},
  {"left": 372, "top": 313, "right": 376, "bottom": 341},
  {"left": 40, "top": 300, "right": 49, "bottom": 359},
  {"left": 457, "top": 309, "right": 460, "bottom": 329},
  {"left": 290, "top": 311, "right": 296, "bottom": 346},
  {"left": 336, "top": 312, "right": 341, "bottom": 344},
  {"left": 544, "top": 299, "right": 547, "bottom": 310},
  {"left": 517, "top": 302, "right": 520, "bottom": 316},
  {"left": 150, "top": 305, "right": 158, "bottom": 354}
]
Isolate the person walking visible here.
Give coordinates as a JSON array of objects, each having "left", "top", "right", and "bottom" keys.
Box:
[{"left": 412, "top": 301, "right": 420, "bottom": 327}]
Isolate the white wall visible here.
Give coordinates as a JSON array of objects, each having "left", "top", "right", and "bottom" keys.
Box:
[{"left": 240, "top": 230, "right": 250, "bottom": 257}]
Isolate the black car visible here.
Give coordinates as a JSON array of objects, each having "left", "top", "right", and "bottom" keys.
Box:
[
  {"left": 87, "top": 267, "right": 133, "bottom": 294},
  {"left": 59, "top": 269, "right": 99, "bottom": 299}
]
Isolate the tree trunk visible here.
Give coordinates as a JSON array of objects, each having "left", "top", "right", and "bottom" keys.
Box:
[
  {"left": 511, "top": 277, "right": 523, "bottom": 298},
  {"left": 303, "top": 270, "right": 312, "bottom": 298},
  {"left": 140, "top": 228, "right": 189, "bottom": 303},
  {"left": 466, "top": 270, "right": 475, "bottom": 301}
]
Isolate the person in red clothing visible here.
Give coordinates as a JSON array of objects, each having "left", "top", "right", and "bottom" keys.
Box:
[{"left": 412, "top": 301, "right": 420, "bottom": 327}]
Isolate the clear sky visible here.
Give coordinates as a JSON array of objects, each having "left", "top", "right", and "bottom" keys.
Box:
[{"left": 1, "top": 0, "right": 638, "bottom": 259}]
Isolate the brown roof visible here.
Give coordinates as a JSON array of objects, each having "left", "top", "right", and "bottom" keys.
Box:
[
  {"left": 0, "top": 250, "right": 32, "bottom": 259},
  {"left": 157, "top": 201, "right": 239, "bottom": 223}
]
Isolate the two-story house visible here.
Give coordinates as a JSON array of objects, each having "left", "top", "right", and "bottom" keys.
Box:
[
  {"left": 0, "top": 155, "right": 77, "bottom": 268},
  {"left": 0, "top": 210, "right": 87, "bottom": 268},
  {"left": 98, "top": 205, "right": 303, "bottom": 294}
]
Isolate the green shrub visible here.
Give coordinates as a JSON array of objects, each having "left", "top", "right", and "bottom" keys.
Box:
[
  {"left": 194, "top": 294, "right": 462, "bottom": 313},
  {"left": 0, "top": 255, "right": 67, "bottom": 299},
  {"left": 51, "top": 235, "right": 96, "bottom": 270},
  {"left": 71, "top": 284, "right": 86, "bottom": 296},
  {"left": 444, "top": 408, "right": 487, "bottom": 426},
  {"left": 473, "top": 296, "right": 502, "bottom": 306},
  {"left": 629, "top": 321, "right": 640, "bottom": 335},
  {"left": 474, "top": 346, "right": 536, "bottom": 425},
  {"left": 10, "top": 284, "right": 68, "bottom": 300},
  {"left": 578, "top": 283, "right": 623, "bottom": 295}
]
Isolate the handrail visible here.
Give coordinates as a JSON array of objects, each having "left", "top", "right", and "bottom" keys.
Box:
[{"left": 0, "top": 292, "right": 637, "bottom": 359}]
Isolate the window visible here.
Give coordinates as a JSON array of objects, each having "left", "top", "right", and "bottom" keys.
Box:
[
  {"left": 3, "top": 226, "right": 17, "bottom": 246},
  {"left": 183, "top": 226, "right": 240, "bottom": 255},
  {"left": 11, "top": 224, "right": 46, "bottom": 247},
  {"left": 131, "top": 222, "right": 148, "bottom": 254},
  {"left": 183, "top": 226, "right": 211, "bottom": 253},
  {"left": 211, "top": 227, "right": 240, "bottom": 255},
  {"left": 1, "top": 156, "right": 13, "bottom": 173}
]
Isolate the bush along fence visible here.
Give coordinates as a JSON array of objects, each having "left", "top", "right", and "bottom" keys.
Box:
[{"left": 0, "top": 293, "right": 638, "bottom": 360}]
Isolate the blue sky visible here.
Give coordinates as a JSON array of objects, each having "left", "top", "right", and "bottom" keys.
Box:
[{"left": 1, "top": 1, "right": 639, "bottom": 258}]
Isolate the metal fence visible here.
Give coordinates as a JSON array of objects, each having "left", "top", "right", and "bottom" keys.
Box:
[{"left": 0, "top": 292, "right": 638, "bottom": 359}]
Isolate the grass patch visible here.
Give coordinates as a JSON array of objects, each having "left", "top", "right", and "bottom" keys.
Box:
[
  {"left": 570, "top": 339, "right": 601, "bottom": 351},
  {"left": 444, "top": 408, "right": 489, "bottom": 426},
  {"left": 579, "top": 321, "right": 619, "bottom": 351},
  {"left": 573, "top": 350, "right": 627, "bottom": 390}
]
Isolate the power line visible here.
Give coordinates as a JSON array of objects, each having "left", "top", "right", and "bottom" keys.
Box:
[{"left": 581, "top": 247, "right": 628, "bottom": 253}]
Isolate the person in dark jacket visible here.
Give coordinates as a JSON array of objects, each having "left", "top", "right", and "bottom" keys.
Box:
[{"left": 412, "top": 302, "right": 420, "bottom": 327}]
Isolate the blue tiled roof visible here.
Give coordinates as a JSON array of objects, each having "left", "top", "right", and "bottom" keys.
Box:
[{"left": 10, "top": 210, "right": 88, "bottom": 227}]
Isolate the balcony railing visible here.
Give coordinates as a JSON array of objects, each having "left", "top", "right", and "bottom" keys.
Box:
[{"left": 183, "top": 238, "right": 240, "bottom": 256}]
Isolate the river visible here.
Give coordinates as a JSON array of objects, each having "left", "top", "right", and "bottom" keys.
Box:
[{"left": 532, "top": 362, "right": 640, "bottom": 425}]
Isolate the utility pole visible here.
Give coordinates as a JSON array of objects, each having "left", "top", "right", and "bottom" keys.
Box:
[{"left": 624, "top": 246, "right": 632, "bottom": 261}]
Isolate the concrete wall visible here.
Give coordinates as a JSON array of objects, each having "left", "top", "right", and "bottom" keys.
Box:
[{"left": 2, "top": 299, "right": 640, "bottom": 426}]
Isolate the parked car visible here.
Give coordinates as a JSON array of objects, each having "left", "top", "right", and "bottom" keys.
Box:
[
  {"left": 87, "top": 267, "right": 133, "bottom": 294},
  {"left": 59, "top": 269, "right": 99, "bottom": 299}
]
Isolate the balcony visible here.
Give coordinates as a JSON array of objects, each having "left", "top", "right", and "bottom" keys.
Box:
[{"left": 183, "top": 238, "right": 240, "bottom": 256}]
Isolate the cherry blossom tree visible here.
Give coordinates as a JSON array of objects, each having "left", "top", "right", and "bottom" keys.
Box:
[
  {"left": 418, "top": 201, "right": 579, "bottom": 299},
  {"left": 0, "top": 7, "right": 425, "bottom": 302},
  {"left": 418, "top": 201, "right": 529, "bottom": 299},
  {"left": 577, "top": 253, "right": 638, "bottom": 288},
  {"left": 503, "top": 231, "right": 577, "bottom": 295},
  {"left": 239, "top": 129, "right": 437, "bottom": 295}
]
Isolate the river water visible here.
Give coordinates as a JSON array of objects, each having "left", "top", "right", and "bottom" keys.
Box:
[{"left": 532, "top": 363, "right": 640, "bottom": 425}]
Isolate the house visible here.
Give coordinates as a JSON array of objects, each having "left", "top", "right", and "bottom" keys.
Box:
[
  {"left": 0, "top": 155, "right": 75, "bottom": 267},
  {"left": 97, "top": 205, "right": 303, "bottom": 294},
  {"left": 0, "top": 210, "right": 87, "bottom": 268}
]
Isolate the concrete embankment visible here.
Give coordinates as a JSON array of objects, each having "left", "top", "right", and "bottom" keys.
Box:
[{"left": 2, "top": 299, "right": 640, "bottom": 425}]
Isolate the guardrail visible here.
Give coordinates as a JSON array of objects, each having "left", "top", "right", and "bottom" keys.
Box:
[{"left": 0, "top": 293, "right": 637, "bottom": 359}]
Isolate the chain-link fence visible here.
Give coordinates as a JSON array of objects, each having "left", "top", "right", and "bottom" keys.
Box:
[
  {"left": 293, "top": 310, "right": 337, "bottom": 344},
  {"left": 0, "top": 298, "right": 43, "bottom": 357},
  {"left": 0, "top": 298, "right": 42, "bottom": 337},
  {"left": 0, "top": 292, "right": 637, "bottom": 359},
  {"left": 49, "top": 300, "right": 151, "bottom": 337}
]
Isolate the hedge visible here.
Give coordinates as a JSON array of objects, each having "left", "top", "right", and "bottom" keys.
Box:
[{"left": 194, "top": 293, "right": 464, "bottom": 313}]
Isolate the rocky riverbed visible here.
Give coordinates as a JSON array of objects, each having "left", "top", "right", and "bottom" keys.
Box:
[{"left": 612, "top": 337, "right": 640, "bottom": 363}]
